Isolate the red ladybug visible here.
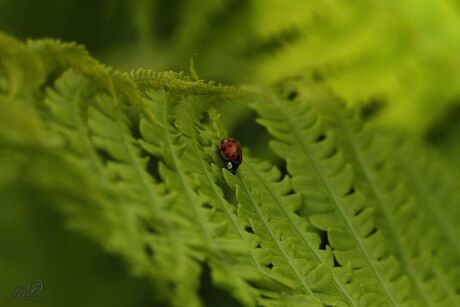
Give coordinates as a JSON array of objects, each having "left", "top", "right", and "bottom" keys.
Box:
[{"left": 220, "top": 138, "right": 242, "bottom": 174}]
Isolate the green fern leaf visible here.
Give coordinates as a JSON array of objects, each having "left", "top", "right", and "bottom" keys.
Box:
[
  {"left": 0, "top": 33, "right": 45, "bottom": 100},
  {"left": 270, "top": 79, "right": 460, "bottom": 306},
  {"left": 130, "top": 68, "right": 246, "bottom": 98},
  {"left": 1, "top": 32, "right": 459, "bottom": 307},
  {"left": 251, "top": 83, "right": 425, "bottom": 306},
  {"left": 224, "top": 155, "right": 359, "bottom": 306},
  {"left": 41, "top": 69, "right": 203, "bottom": 305}
]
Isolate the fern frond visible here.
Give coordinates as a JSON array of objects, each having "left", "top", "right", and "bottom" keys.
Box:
[
  {"left": 87, "top": 87, "right": 211, "bottom": 305},
  {"left": 138, "top": 90, "right": 266, "bottom": 306},
  {"left": 226, "top": 155, "right": 359, "bottom": 306},
  {"left": 174, "top": 95, "right": 289, "bottom": 305},
  {"left": 27, "top": 38, "right": 98, "bottom": 71},
  {"left": 274, "top": 79, "right": 460, "bottom": 306},
  {"left": 0, "top": 33, "right": 45, "bottom": 100},
  {"left": 301, "top": 79, "right": 460, "bottom": 306},
  {"left": 26, "top": 38, "right": 111, "bottom": 89},
  {"left": 390, "top": 137, "right": 460, "bottom": 304},
  {"left": 1, "top": 32, "right": 459, "bottom": 307},
  {"left": 174, "top": 94, "right": 355, "bottom": 306},
  {"left": 130, "top": 68, "right": 247, "bottom": 99},
  {"left": 251, "top": 84, "right": 422, "bottom": 306},
  {"left": 41, "top": 70, "right": 128, "bottom": 237},
  {"left": 393, "top": 138, "right": 460, "bottom": 249},
  {"left": 40, "top": 70, "right": 201, "bottom": 305}
]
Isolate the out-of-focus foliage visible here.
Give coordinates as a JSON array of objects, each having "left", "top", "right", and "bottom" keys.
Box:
[
  {"left": 3, "top": 0, "right": 460, "bottom": 137},
  {"left": 2, "top": 0, "right": 459, "bottom": 162},
  {"left": 0, "top": 32, "right": 459, "bottom": 306},
  {"left": 1, "top": 0, "right": 460, "bottom": 306}
]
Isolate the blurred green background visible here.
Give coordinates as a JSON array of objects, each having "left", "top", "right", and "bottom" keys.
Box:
[
  {"left": 3, "top": 0, "right": 460, "bottom": 137},
  {"left": 1, "top": 0, "right": 460, "bottom": 306}
]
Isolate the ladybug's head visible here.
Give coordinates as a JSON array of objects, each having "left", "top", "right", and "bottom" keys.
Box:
[
  {"left": 227, "top": 161, "right": 239, "bottom": 174},
  {"left": 227, "top": 161, "right": 234, "bottom": 171}
]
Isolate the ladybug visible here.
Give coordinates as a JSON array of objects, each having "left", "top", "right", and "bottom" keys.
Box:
[{"left": 220, "top": 138, "right": 243, "bottom": 174}]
